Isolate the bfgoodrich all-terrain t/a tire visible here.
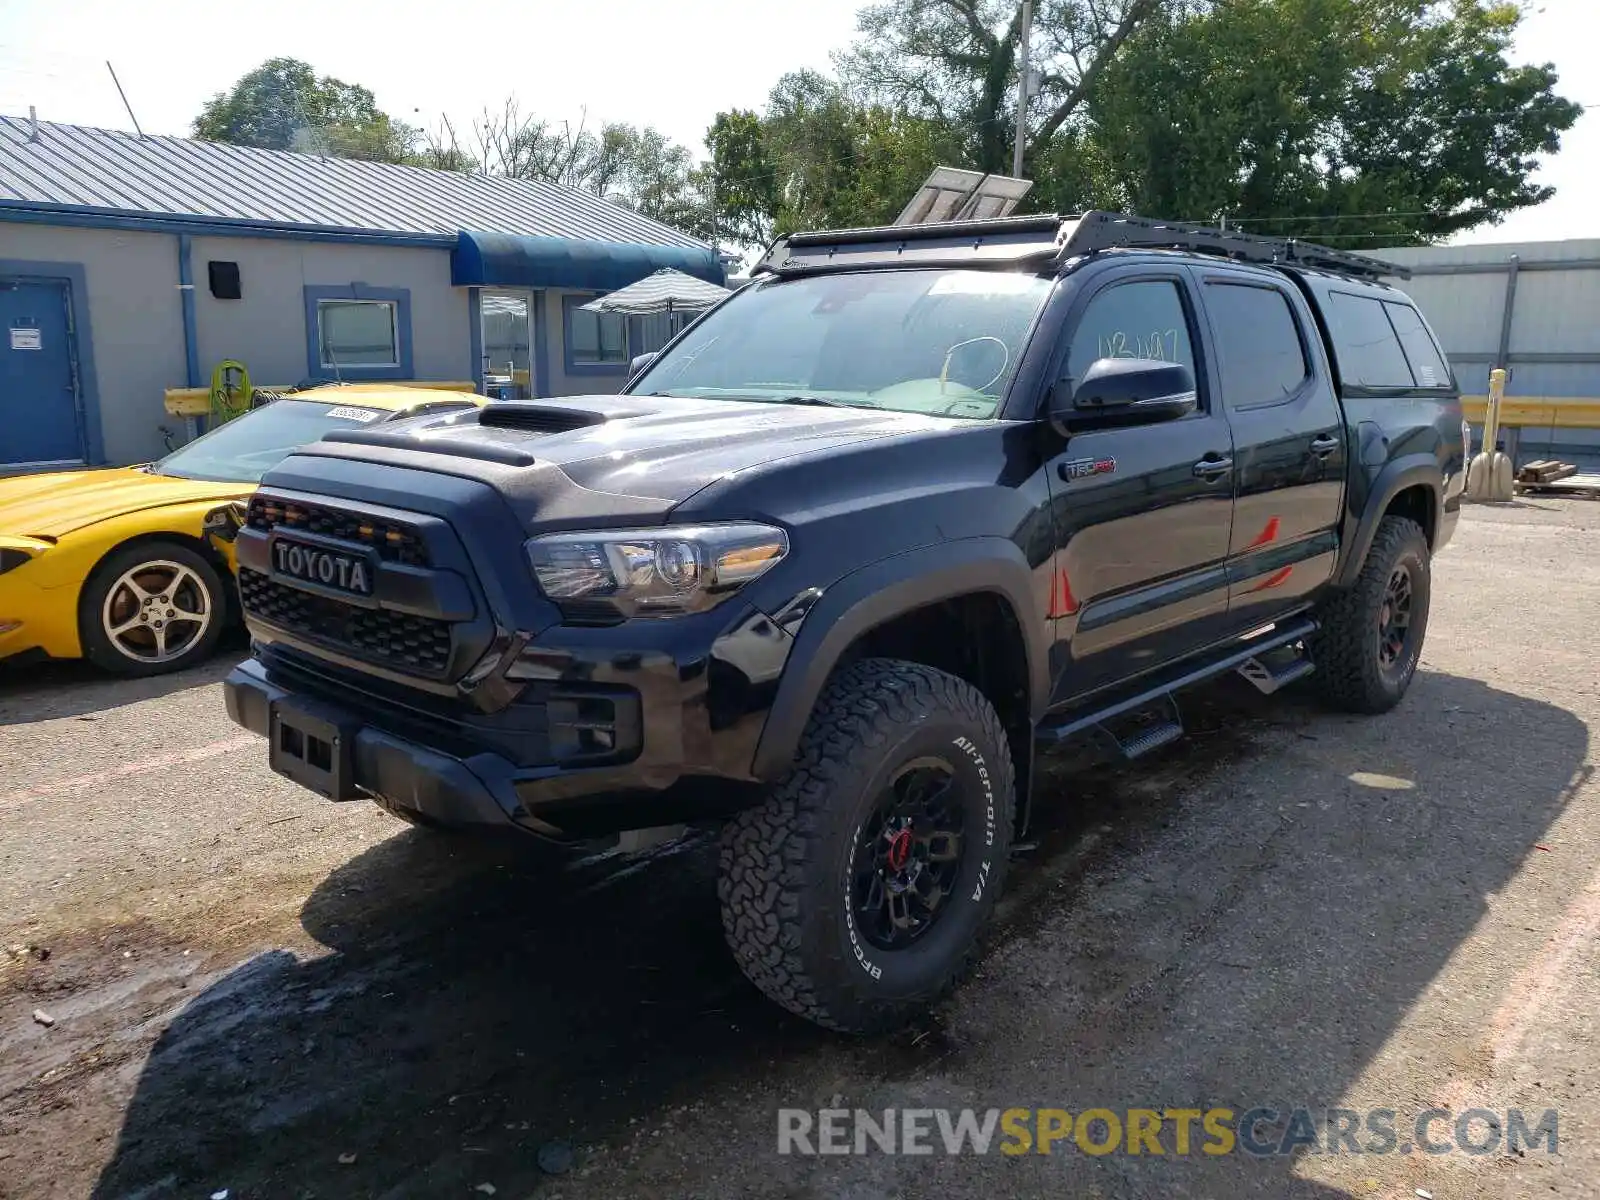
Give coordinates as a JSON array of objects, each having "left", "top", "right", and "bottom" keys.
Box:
[
  {"left": 718, "top": 658, "right": 1015, "bottom": 1033},
  {"left": 1310, "top": 515, "right": 1432, "bottom": 714}
]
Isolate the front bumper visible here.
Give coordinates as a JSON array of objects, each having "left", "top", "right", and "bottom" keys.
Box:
[
  {"left": 226, "top": 593, "right": 794, "bottom": 838},
  {"left": 226, "top": 479, "right": 799, "bottom": 837},
  {"left": 226, "top": 657, "right": 524, "bottom": 829},
  {"left": 0, "top": 570, "right": 81, "bottom": 661}
]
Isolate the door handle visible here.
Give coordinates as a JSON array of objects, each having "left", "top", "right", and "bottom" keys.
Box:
[
  {"left": 1309, "top": 434, "right": 1340, "bottom": 456},
  {"left": 1192, "top": 455, "right": 1233, "bottom": 480}
]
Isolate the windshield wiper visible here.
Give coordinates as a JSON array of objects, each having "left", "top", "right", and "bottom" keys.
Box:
[
  {"left": 770, "top": 394, "right": 856, "bottom": 408},
  {"left": 645, "top": 390, "right": 866, "bottom": 408}
]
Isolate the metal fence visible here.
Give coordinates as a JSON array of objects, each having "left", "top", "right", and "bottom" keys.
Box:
[{"left": 1378, "top": 239, "right": 1600, "bottom": 468}]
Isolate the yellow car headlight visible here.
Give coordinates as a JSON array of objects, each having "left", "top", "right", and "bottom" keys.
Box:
[{"left": 202, "top": 500, "right": 249, "bottom": 542}]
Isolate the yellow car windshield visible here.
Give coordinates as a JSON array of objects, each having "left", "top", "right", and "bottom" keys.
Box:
[{"left": 153, "top": 399, "right": 386, "bottom": 483}]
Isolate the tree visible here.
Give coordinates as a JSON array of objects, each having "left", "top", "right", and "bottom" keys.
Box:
[
  {"left": 836, "top": 0, "right": 1163, "bottom": 175},
  {"left": 599, "top": 125, "right": 707, "bottom": 232},
  {"left": 1086, "top": 0, "right": 1582, "bottom": 243},
  {"left": 705, "top": 110, "right": 780, "bottom": 247},
  {"left": 745, "top": 0, "right": 1577, "bottom": 247},
  {"left": 193, "top": 58, "right": 419, "bottom": 164},
  {"left": 705, "top": 70, "right": 960, "bottom": 251},
  {"left": 450, "top": 99, "right": 712, "bottom": 237}
]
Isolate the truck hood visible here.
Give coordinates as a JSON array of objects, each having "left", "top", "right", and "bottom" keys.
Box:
[
  {"left": 303, "top": 394, "right": 962, "bottom": 508},
  {"left": 0, "top": 467, "right": 248, "bottom": 539}
]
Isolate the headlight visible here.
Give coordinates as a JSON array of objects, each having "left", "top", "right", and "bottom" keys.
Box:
[
  {"left": 527, "top": 523, "right": 788, "bottom": 619},
  {"left": 202, "top": 500, "right": 249, "bottom": 542}
]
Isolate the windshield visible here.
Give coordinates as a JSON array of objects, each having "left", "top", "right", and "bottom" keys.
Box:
[
  {"left": 630, "top": 269, "right": 1053, "bottom": 419},
  {"left": 152, "top": 398, "right": 391, "bottom": 482}
]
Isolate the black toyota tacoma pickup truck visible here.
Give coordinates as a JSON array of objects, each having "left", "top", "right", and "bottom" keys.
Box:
[{"left": 222, "top": 212, "right": 1465, "bottom": 1033}]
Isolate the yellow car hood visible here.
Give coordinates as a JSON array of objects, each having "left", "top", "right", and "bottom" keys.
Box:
[{"left": 0, "top": 467, "right": 248, "bottom": 539}]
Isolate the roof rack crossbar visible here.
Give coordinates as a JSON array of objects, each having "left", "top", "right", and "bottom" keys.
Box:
[{"left": 783, "top": 212, "right": 1065, "bottom": 248}]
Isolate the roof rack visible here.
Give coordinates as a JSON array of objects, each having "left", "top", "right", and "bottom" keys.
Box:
[
  {"left": 1065, "top": 211, "right": 1409, "bottom": 281},
  {"left": 754, "top": 209, "right": 1408, "bottom": 282}
]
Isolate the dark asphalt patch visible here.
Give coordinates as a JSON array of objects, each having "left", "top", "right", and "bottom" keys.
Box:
[{"left": 64, "top": 679, "right": 1277, "bottom": 1199}]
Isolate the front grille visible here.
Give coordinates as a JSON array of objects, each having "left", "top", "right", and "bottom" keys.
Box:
[
  {"left": 240, "top": 568, "right": 453, "bottom": 675},
  {"left": 247, "top": 497, "right": 429, "bottom": 567}
]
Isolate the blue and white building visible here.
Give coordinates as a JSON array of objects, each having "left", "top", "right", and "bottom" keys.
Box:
[{"left": 0, "top": 116, "right": 723, "bottom": 471}]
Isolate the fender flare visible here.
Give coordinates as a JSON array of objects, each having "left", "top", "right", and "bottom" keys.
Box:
[
  {"left": 1335, "top": 456, "right": 1442, "bottom": 588},
  {"left": 750, "top": 536, "right": 1050, "bottom": 781}
]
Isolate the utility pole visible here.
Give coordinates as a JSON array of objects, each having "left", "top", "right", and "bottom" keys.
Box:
[{"left": 1012, "top": 0, "right": 1033, "bottom": 178}]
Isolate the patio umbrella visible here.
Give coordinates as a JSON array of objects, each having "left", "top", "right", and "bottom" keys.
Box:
[{"left": 579, "top": 268, "right": 730, "bottom": 317}]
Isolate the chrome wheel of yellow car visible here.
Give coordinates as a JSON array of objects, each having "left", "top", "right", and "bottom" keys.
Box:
[{"left": 80, "top": 541, "right": 226, "bottom": 676}]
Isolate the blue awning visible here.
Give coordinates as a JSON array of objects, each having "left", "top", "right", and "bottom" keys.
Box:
[{"left": 452, "top": 231, "right": 724, "bottom": 291}]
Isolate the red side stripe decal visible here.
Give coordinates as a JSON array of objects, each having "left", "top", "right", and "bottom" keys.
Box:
[
  {"left": 1047, "top": 569, "right": 1081, "bottom": 618},
  {"left": 1248, "top": 565, "right": 1294, "bottom": 593},
  {"left": 1058, "top": 571, "right": 1080, "bottom": 616},
  {"left": 1246, "top": 517, "right": 1281, "bottom": 549}
]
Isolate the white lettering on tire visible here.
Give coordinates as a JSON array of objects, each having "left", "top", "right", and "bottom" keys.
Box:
[
  {"left": 844, "top": 818, "right": 882, "bottom": 980},
  {"left": 952, "top": 735, "right": 996, "bottom": 900},
  {"left": 843, "top": 732, "right": 1003, "bottom": 979}
]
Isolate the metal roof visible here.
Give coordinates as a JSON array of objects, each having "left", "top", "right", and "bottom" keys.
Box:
[{"left": 0, "top": 115, "right": 709, "bottom": 251}]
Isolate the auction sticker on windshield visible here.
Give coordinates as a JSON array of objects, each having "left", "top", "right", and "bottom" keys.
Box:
[{"left": 323, "top": 406, "right": 383, "bottom": 422}]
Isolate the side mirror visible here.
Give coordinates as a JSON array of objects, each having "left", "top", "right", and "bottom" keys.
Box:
[
  {"left": 627, "top": 352, "right": 659, "bottom": 381},
  {"left": 1050, "top": 358, "right": 1197, "bottom": 434}
]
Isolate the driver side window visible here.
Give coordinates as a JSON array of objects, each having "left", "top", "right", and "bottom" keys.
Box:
[{"left": 1066, "top": 280, "right": 1197, "bottom": 390}]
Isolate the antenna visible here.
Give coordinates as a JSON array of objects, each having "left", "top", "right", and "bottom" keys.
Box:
[{"left": 105, "top": 62, "right": 144, "bottom": 138}]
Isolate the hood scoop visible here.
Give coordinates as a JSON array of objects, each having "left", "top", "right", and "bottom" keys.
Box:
[
  {"left": 478, "top": 403, "right": 612, "bottom": 433},
  {"left": 318, "top": 401, "right": 619, "bottom": 467}
]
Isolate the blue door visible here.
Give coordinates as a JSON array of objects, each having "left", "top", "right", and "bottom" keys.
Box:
[{"left": 1, "top": 277, "right": 86, "bottom": 468}]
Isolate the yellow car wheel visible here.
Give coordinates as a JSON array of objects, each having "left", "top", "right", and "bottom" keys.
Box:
[{"left": 79, "top": 541, "right": 226, "bottom": 676}]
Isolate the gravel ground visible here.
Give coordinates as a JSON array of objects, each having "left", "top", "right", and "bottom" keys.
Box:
[{"left": 1, "top": 499, "right": 1597, "bottom": 1200}]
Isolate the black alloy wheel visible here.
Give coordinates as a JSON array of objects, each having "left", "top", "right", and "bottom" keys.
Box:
[
  {"left": 850, "top": 757, "right": 967, "bottom": 951},
  {"left": 1377, "top": 564, "right": 1414, "bottom": 670}
]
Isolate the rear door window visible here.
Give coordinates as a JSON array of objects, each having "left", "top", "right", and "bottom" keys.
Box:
[
  {"left": 1383, "top": 301, "right": 1452, "bottom": 389},
  {"left": 1204, "top": 281, "right": 1309, "bottom": 409},
  {"left": 1324, "top": 292, "right": 1415, "bottom": 388}
]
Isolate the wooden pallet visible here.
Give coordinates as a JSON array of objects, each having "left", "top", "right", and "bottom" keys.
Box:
[
  {"left": 1516, "top": 459, "right": 1580, "bottom": 485},
  {"left": 1515, "top": 471, "right": 1600, "bottom": 499}
]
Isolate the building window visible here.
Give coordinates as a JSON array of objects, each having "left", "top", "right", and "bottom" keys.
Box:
[
  {"left": 302, "top": 285, "right": 412, "bottom": 380},
  {"left": 564, "top": 295, "right": 629, "bottom": 371},
  {"left": 634, "top": 311, "right": 690, "bottom": 354},
  {"left": 318, "top": 300, "right": 398, "bottom": 368}
]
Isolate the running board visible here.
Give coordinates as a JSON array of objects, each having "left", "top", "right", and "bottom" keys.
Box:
[
  {"left": 1115, "top": 720, "right": 1185, "bottom": 759},
  {"left": 1236, "top": 653, "right": 1315, "bottom": 695},
  {"left": 1036, "top": 616, "right": 1319, "bottom": 746},
  {"left": 1097, "top": 692, "right": 1186, "bottom": 761}
]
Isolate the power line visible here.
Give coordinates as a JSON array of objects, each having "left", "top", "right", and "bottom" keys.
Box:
[{"left": 1229, "top": 211, "right": 1456, "bottom": 224}]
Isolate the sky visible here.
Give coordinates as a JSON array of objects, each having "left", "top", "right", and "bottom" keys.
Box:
[{"left": 0, "top": 0, "right": 1592, "bottom": 247}]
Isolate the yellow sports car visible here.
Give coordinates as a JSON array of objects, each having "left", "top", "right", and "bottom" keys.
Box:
[{"left": 0, "top": 385, "right": 479, "bottom": 676}]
